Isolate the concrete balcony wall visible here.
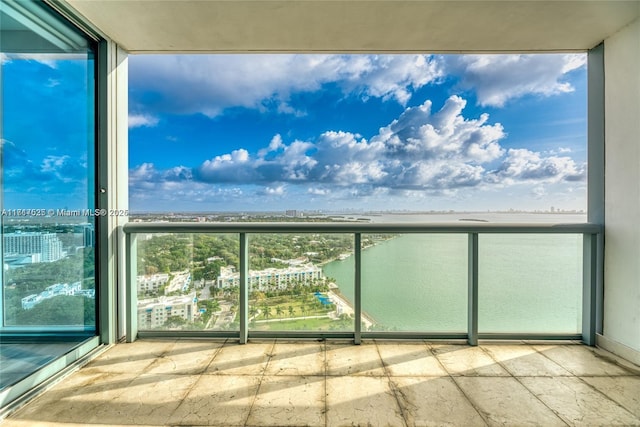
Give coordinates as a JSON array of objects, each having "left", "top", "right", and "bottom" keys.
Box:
[{"left": 602, "top": 17, "right": 640, "bottom": 363}]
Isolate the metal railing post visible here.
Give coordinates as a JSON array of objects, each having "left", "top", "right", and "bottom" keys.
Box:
[
  {"left": 354, "top": 233, "right": 362, "bottom": 345},
  {"left": 582, "top": 232, "right": 598, "bottom": 346},
  {"left": 239, "top": 233, "right": 249, "bottom": 344},
  {"left": 125, "top": 233, "right": 138, "bottom": 343},
  {"left": 468, "top": 232, "right": 479, "bottom": 346}
]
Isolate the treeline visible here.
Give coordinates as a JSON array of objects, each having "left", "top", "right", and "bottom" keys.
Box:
[
  {"left": 137, "top": 234, "right": 239, "bottom": 276},
  {"left": 4, "top": 249, "right": 95, "bottom": 298},
  {"left": 136, "top": 233, "right": 356, "bottom": 280},
  {"left": 5, "top": 295, "right": 95, "bottom": 327}
]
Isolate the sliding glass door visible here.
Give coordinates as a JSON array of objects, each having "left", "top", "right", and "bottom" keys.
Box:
[{"left": 1, "top": 0, "right": 97, "bottom": 392}]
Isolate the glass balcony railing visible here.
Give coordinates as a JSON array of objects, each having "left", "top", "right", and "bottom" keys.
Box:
[
  {"left": 479, "top": 234, "right": 583, "bottom": 334},
  {"left": 359, "top": 233, "right": 468, "bottom": 333},
  {"left": 123, "top": 222, "right": 601, "bottom": 344}
]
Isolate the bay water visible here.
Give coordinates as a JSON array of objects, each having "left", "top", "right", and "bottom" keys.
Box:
[{"left": 323, "top": 216, "right": 584, "bottom": 333}]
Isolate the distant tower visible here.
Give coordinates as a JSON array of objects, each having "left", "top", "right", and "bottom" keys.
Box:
[{"left": 83, "top": 224, "right": 95, "bottom": 248}]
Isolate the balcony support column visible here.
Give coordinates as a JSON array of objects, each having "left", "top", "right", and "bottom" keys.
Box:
[
  {"left": 125, "top": 233, "right": 137, "bottom": 343},
  {"left": 239, "top": 233, "right": 249, "bottom": 344},
  {"left": 468, "top": 232, "right": 479, "bottom": 346},
  {"left": 354, "top": 233, "right": 362, "bottom": 345}
]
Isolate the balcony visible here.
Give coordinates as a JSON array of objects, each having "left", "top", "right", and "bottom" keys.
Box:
[
  {"left": 2, "top": 220, "right": 619, "bottom": 425},
  {"left": 3, "top": 339, "right": 640, "bottom": 426},
  {"left": 2, "top": 0, "right": 640, "bottom": 424}
]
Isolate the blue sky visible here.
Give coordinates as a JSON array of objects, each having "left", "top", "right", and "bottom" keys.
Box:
[
  {"left": 1, "top": 54, "right": 94, "bottom": 211},
  {"left": 2, "top": 53, "right": 587, "bottom": 213},
  {"left": 128, "top": 53, "right": 587, "bottom": 213}
]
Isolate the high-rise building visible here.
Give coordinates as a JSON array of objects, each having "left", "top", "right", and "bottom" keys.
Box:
[{"left": 3, "top": 232, "right": 65, "bottom": 263}]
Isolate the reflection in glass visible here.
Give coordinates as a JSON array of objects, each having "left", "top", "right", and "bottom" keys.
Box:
[
  {"left": 1, "top": 0, "right": 97, "bottom": 392},
  {"left": 479, "top": 234, "right": 583, "bottom": 334},
  {"left": 136, "top": 233, "right": 239, "bottom": 331},
  {"left": 1, "top": 0, "right": 96, "bottom": 331}
]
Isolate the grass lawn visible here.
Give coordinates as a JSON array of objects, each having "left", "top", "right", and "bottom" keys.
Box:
[{"left": 250, "top": 293, "right": 334, "bottom": 319}]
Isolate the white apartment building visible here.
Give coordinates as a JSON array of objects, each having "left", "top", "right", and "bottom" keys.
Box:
[
  {"left": 216, "top": 264, "right": 323, "bottom": 291},
  {"left": 137, "top": 273, "right": 170, "bottom": 294},
  {"left": 4, "top": 232, "right": 65, "bottom": 263},
  {"left": 21, "top": 282, "right": 84, "bottom": 310},
  {"left": 137, "top": 293, "right": 198, "bottom": 329}
]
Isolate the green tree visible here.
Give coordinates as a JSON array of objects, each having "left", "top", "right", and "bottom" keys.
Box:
[
  {"left": 261, "top": 304, "right": 271, "bottom": 319},
  {"left": 165, "top": 316, "right": 187, "bottom": 328},
  {"left": 12, "top": 296, "right": 94, "bottom": 326}
]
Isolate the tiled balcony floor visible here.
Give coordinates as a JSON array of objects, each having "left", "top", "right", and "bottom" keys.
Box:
[{"left": 3, "top": 339, "right": 640, "bottom": 426}]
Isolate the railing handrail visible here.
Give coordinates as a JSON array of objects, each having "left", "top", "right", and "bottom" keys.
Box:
[{"left": 122, "top": 221, "right": 601, "bottom": 234}]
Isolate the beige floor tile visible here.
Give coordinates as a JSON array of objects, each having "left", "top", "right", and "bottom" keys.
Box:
[
  {"left": 393, "top": 376, "right": 487, "bottom": 426},
  {"left": 168, "top": 375, "right": 261, "bottom": 426},
  {"left": 592, "top": 347, "right": 640, "bottom": 374},
  {"left": 83, "top": 340, "right": 175, "bottom": 374},
  {"left": 431, "top": 345, "right": 509, "bottom": 376},
  {"left": 377, "top": 342, "right": 448, "bottom": 377},
  {"left": 483, "top": 344, "right": 572, "bottom": 377},
  {"left": 326, "top": 343, "right": 386, "bottom": 376},
  {"left": 455, "top": 377, "right": 566, "bottom": 426},
  {"left": 145, "top": 340, "right": 224, "bottom": 375},
  {"left": 521, "top": 376, "right": 640, "bottom": 426},
  {"left": 0, "top": 422, "right": 161, "bottom": 427},
  {"left": 264, "top": 342, "right": 325, "bottom": 376},
  {"left": 534, "top": 345, "right": 631, "bottom": 376},
  {"left": 84, "top": 373, "right": 199, "bottom": 425},
  {"left": 9, "top": 341, "right": 640, "bottom": 427},
  {"left": 246, "top": 375, "right": 325, "bottom": 427},
  {"left": 8, "top": 372, "right": 138, "bottom": 425},
  {"left": 582, "top": 376, "right": 640, "bottom": 418},
  {"left": 326, "top": 376, "right": 405, "bottom": 426},
  {"left": 206, "top": 341, "right": 274, "bottom": 375}
]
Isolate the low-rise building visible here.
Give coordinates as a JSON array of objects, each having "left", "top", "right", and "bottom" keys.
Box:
[
  {"left": 43, "top": 282, "right": 82, "bottom": 298},
  {"left": 21, "top": 294, "right": 42, "bottom": 310},
  {"left": 137, "top": 273, "right": 169, "bottom": 294},
  {"left": 165, "top": 271, "right": 192, "bottom": 294},
  {"left": 216, "top": 264, "right": 323, "bottom": 291},
  {"left": 21, "top": 281, "right": 89, "bottom": 310},
  {"left": 137, "top": 293, "right": 198, "bottom": 329}
]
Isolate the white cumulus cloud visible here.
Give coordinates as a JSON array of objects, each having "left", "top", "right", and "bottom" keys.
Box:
[
  {"left": 445, "top": 54, "right": 586, "bottom": 107},
  {"left": 129, "top": 54, "right": 442, "bottom": 117},
  {"left": 129, "top": 95, "right": 585, "bottom": 207},
  {"left": 186, "top": 95, "right": 507, "bottom": 191},
  {"left": 129, "top": 113, "right": 159, "bottom": 128},
  {"left": 488, "top": 148, "right": 585, "bottom": 184}
]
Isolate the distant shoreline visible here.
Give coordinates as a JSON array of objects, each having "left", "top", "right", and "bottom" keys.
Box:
[{"left": 327, "top": 286, "right": 375, "bottom": 329}]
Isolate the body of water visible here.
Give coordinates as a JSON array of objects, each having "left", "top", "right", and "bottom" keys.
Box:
[{"left": 323, "top": 232, "right": 583, "bottom": 333}]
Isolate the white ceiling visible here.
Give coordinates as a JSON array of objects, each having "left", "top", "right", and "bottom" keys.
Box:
[{"left": 62, "top": 0, "right": 640, "bottom": 53}]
